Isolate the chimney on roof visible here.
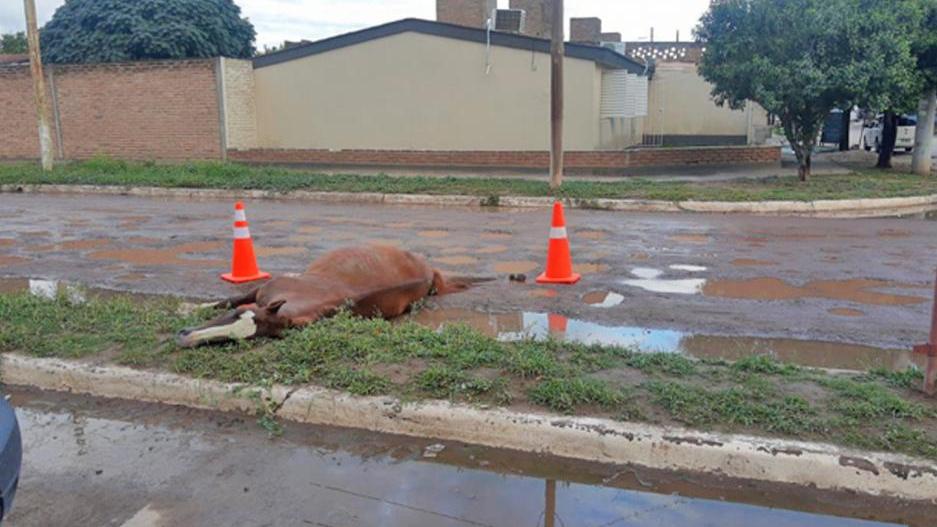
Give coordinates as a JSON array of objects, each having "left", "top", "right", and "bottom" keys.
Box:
[
  {"left": 570, "top": 17, "right": 602, "bottom": 44},
  {"left": 436, "top": 0, "right": 497, "bottom": 29},
  {"left": 509, "top": 0, "right": 555, "bottom": 38}
]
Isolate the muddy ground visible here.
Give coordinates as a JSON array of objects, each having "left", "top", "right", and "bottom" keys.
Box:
[
  {"left": 0, "top": 193, "right": 935, "bottom": 368},
  {"left": 6, "top": 386, "right": 930, "bottom": 527}
]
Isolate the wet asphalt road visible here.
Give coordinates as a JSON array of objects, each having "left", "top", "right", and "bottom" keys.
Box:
[
  {"left": 4, "top": 387, "right": 927, "bottom": 527},
  {"left": 0, "top": 193, "right": 935, "bottom": 351}
]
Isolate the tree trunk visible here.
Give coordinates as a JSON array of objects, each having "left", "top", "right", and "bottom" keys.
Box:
[
  {"left": 791, "top": 143, "right": 812, "bottom": 182},
  {"left": 839, "top": 109, "right": 851, "bottom": 151},
  {"left": 876, "top": 110, "right": 898, "bottom": 169},
  {"left": 912, "top": 89, "right": 936, "bottom": 176}
]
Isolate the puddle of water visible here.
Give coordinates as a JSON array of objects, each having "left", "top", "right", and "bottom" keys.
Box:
[
  {"left": 476, "top": 245, "right": 509, "bottom": 255},
  {"left": 434, "top": 255, "right": 477, "bottom": 266},
  {"left": 88, "top": 241, "right": 224, "bottom": 267},
  {"left": 583, "top": 291, "right": 625, "bottom": 308},
  {"left": 731, "top": 258, "right": 777, "bottom": 267},
  {"left": 703, "top": 278, "right": 928, "bottom": 306},
  {"left": 622, "top": 268, "right": 707, "bottom": 295},
  {"left": 8, "top": 387, "right": 914, "bottom": 527},
  {"left": 493, "top": 261, "right": 539, "bottom": 274},
  {"left": 408, "top": 308, "right": 923, "bottom": 372},
  {"left": 418, "top": 230, "right": 449, "bottom": 239},
  {"left": 255, "top": 246, "right": 306, "bottom": 257}
]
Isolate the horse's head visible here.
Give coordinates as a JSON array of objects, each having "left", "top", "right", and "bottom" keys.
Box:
[{"left": 176, "top": 300, "right": 289, "bottom": 348}]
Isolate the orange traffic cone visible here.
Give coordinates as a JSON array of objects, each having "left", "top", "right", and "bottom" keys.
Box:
[
  {"left": 221, "top": 202, "right": 271, "bottom": 284},
  {"left": 536, "top": 202, "right": 581, "bottom": 285}
]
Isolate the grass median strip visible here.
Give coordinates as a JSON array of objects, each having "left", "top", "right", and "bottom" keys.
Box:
[
  {"left": 1, "top": 290, "right": 935, "bottom": 459},
  {"left": 2, "top": 158, "right": 937, "bottom": 202}
]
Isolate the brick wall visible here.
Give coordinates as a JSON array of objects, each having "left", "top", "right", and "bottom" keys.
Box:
[
  {"left": 0, "top": 66, "right": 44, "bottom": 160},
  {"left": 228, "top": 146, "right": 781, "bottom": 170},
  {"left": 437, "top": 0, "right": 496, "bottom": 29},
  {"left": 0, "top": 59, "right": 223, "bottom": 161}
]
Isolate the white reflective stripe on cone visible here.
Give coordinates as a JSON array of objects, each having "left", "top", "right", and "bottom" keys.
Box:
[
  {"left": 549, "top": 227, "right": 567, "bottom": 239},
  {"left": 234, "top": 210, "right": 247, "bottom": 222},
  {"left": 233, "top": 227, "right": 251, "bottom": 239}
]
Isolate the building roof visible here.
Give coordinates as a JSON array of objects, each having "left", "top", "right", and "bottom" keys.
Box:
[{"left": 253, "top": 18, "right": 647, "bottom": 74}]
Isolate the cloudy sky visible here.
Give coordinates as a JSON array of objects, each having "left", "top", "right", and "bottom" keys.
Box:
[{"left": 1, "top": 1, "right": 711, "bottom": 50}]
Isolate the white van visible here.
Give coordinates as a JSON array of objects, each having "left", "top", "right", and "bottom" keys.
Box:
[{"left": 862, "top": 115, "right": 919, "bottom": 153}]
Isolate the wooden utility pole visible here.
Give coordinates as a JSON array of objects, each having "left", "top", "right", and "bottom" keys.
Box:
[
  {"left": 24, "top": 0, "right": 54, "bottom": 171},
  {"left": 549, "top": 0, "right": 564, "bottom": 190}
]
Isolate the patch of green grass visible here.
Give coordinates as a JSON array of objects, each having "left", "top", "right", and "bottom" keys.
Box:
[
  {"left": 865, "top": 367, "right": 925, "bottom": 390},
  {"left": 322, "top": 367, "right": 391, "bottom": 396},
  {"left": 625, "top": 353, "right": 696, "bottom": 376},
  {"left": 529, "top": 377, "right": 626, "bottom": 414},
  {"left": 645, "top": 379, "right": 819, "bottom": 435},
  {"left": 731, "top": 355, "right": 801, "bottom": 376},
  {"left": 415, "top": 366, "right": 497, "bottom": 400},
  {"left": 821, "top": 377, "right": 932, "bottom": 420},
  {"left": 2, "top": 159, "right": 937, "bottom": 202},
  {"left": 2, "top": 291, "right": 936, "bottom": 460}
]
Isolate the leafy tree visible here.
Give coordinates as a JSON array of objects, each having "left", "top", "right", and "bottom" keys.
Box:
[
  {"left": 0, "top": 32, "right": 27, "bottom": 54},
  {"left": 696, "top": 0, "right": 921, "bottom": 181},
  {"left": 40, "top": 0, "right": 256, "bottom": 64},
  {"left": 911, "top": 1, "right": 937, "bottom": 175}
]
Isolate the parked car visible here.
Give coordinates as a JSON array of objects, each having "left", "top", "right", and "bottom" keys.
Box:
[
  {"left": 0, "top": 397, "right": 21, "bottom": 523},
  {"left": 862, "top": 115, "right": 918, "bottom": 152}
]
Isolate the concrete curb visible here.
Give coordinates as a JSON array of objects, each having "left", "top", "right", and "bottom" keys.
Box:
[
  {"left": 3, "top": 353, "right": 936, "bottom": 502},
  {"left": 2, "top": 183, "right": 935, "bottom": 218}
]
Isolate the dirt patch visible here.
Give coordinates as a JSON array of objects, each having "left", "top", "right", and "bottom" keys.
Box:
[
  {"left": 877, "top": 229, "right": 912, "bottom": 238},
  {"left": 371, "top": 358, "right": 427, "bottom": 385},
  {"left": 731, "top": 259, "right": 776, "bottom": 267},
  {"left": 829, "top": 308, "right": 866, "bottom": 317},
  {"left": 481, "top": 231, "right": 513, "bottom": 241},
  {"left": 59, "top": 239, "right": 112, "bottom": 251},
  {"left": 126, "top": 237, "right": 162, "bottom": 245},
  {"left": 116, "top": 273, "right": 148, "bottom": 283},
  {"left": 630, "top": 252, "right": 650, "bottom": 261},
  {"left": 670, "top": 234, "right": 710, "bottom": 244},
  {"left": 418, "top": 230, "right": 450, "bottom": 239},
  {"left": 703, "top": 278, "right": 927, "bottom": 306},
  {"left": 89, "top": 241, "right": 224, "bottom": 267},
  {"left": 0, "top": 255, "right": 29, "bottom": 266},
  {"left": 298, "top": 226, "right": 323, "bottom": 235},
  {"left": 574, "top": 263, "right": 609, "bottom": 274},
  {"left": 494, "top": 261, "right": 539, "bottom": 274},
  {"left": 435, "top": 255, "right": 478, "bottom": 266},
  {"left": 476, "top": 245, "right": 509, "bottom": 255},
  {"left": 576, "top": 230, "right": 609, "bottom": 240},
  {"left": 0, "top": 239, "right": 15, "bottom": 247},
  {"left": 255, "top": 246, "right": 307, "bottom": 257}
]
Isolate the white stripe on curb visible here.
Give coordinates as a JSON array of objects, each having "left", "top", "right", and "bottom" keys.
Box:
[{"left": 2, "top": 353, "right": 935, "bottom": 503}]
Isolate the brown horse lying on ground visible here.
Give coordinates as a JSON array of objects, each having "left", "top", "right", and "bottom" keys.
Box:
[{"left": 177, "top": 245, "right": 477, "bottom": 348}]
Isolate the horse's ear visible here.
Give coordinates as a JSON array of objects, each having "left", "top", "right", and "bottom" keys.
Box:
[{"left": 266, "top": 299, "right": 287, "bottom": 315}]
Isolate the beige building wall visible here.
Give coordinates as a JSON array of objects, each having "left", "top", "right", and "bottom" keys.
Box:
[
  {"left": 646, "top": 62, "right": 768, "bottom": 145},
  {"left": 253, "top": 32, "right": 602, "bottom": 151},
  {"left": 220, "top": 58, "right": 259, "bottom": 150}
]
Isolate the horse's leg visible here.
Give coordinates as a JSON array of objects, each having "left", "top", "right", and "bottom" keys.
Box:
[{"left": 214, "top": 287, "right": 260, "bottom": 310}]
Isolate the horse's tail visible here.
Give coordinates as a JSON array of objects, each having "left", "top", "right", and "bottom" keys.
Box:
[{"left": 431, "top": 271, "right": 495, "bottom": 296}]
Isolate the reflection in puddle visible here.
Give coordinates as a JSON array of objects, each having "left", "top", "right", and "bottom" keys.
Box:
[
  {"left": 621, "top": 268, "right": 707, "bottom": 295},
  {"left": 669, "top": 264, "right": 707, "bottom": 273},
  {"left": 408, "top": 308, "right": 924, "bottom": 372}
]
